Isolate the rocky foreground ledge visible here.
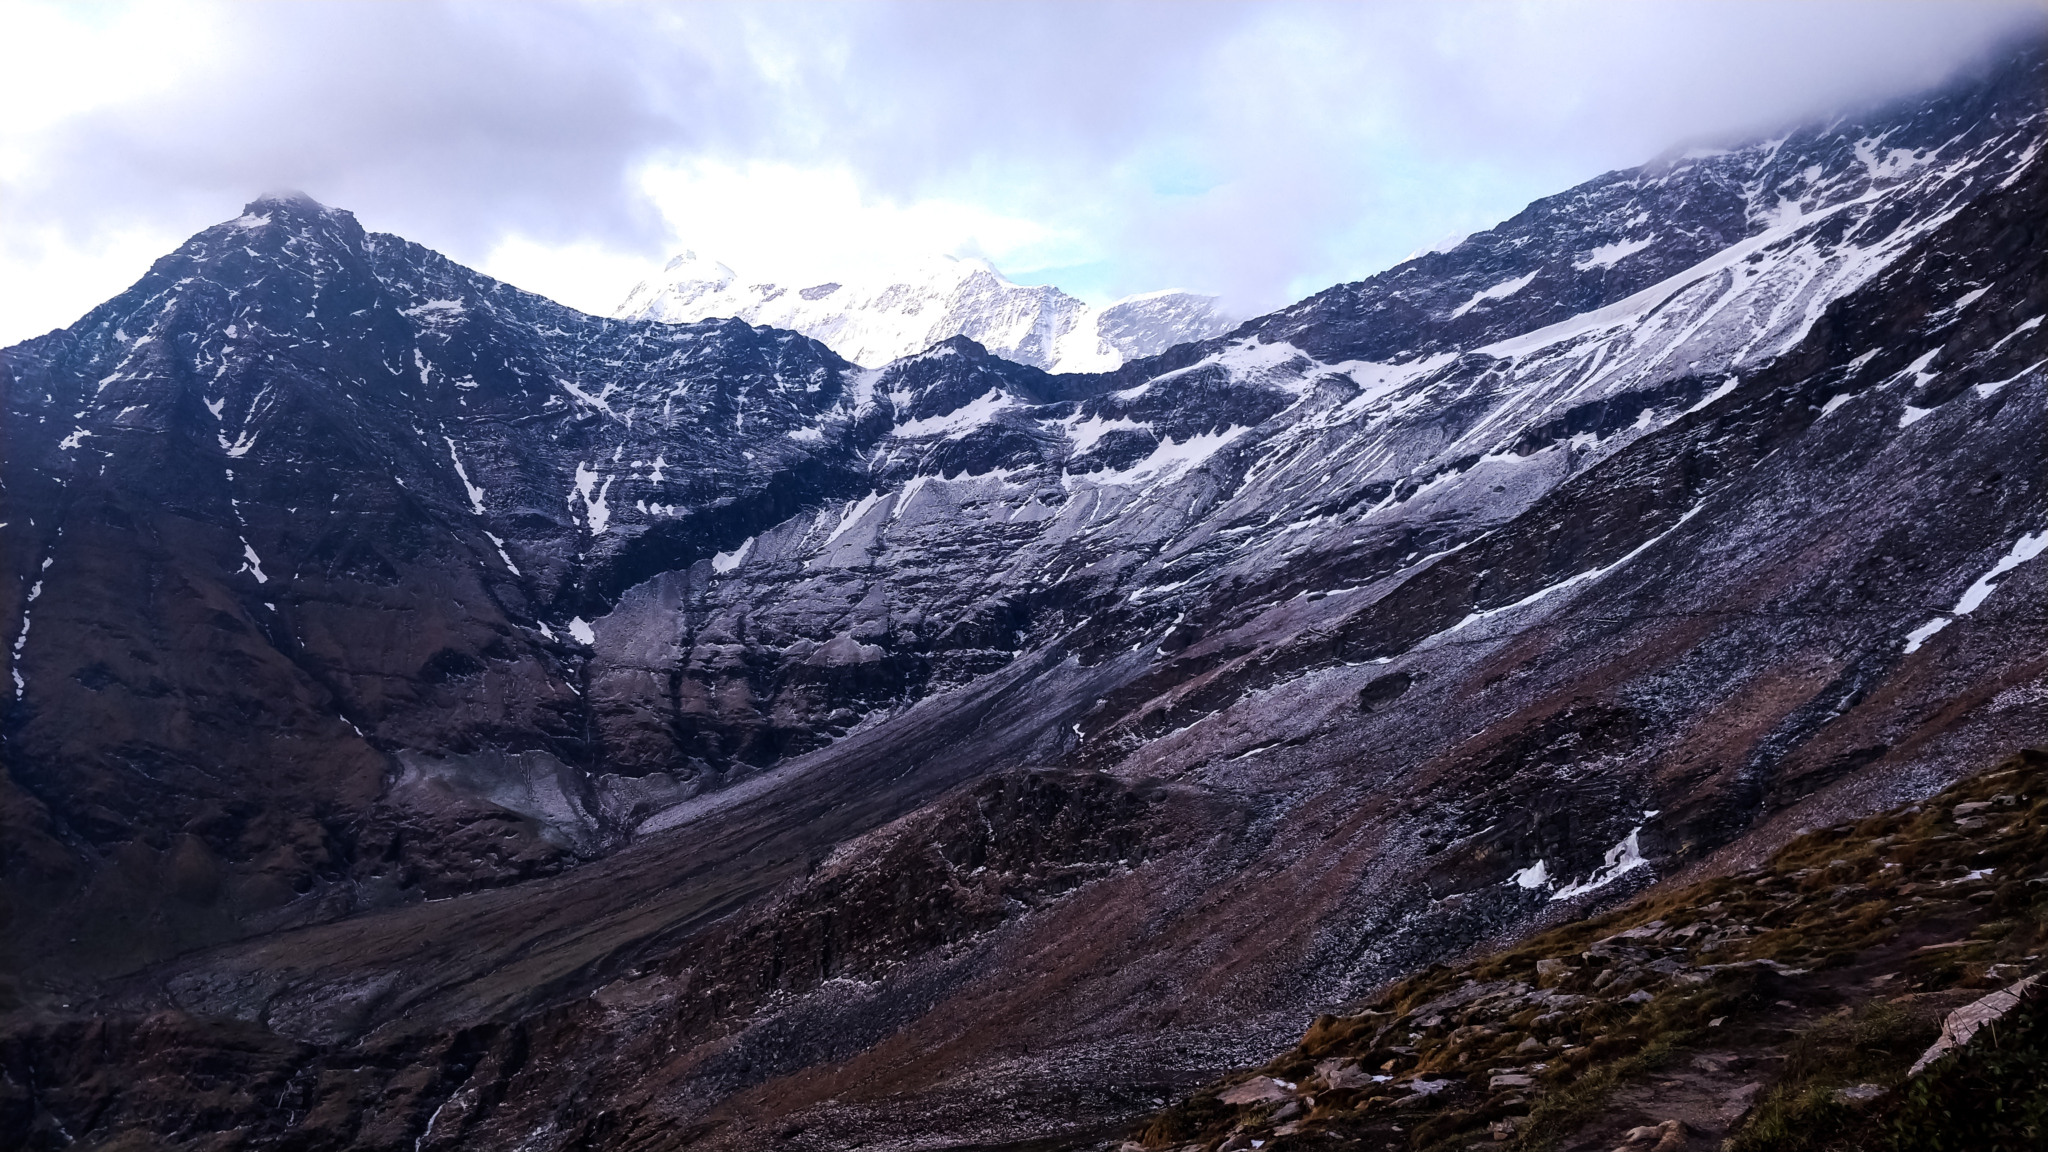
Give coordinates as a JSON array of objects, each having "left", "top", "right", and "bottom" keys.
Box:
[{"left": 1129, "top": 750, "right": 2048, "bottom": 1152}]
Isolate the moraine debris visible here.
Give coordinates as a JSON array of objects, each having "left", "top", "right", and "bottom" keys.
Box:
[{"left": 1133, "top": 750, "right": 2048, "bottom": 1150}]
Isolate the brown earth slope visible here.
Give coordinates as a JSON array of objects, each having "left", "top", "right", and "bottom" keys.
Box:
[{"left": 1132, "top": 750, "right": 2048, "bottom": 1152}]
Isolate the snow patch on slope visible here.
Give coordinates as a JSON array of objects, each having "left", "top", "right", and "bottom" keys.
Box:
[
  {"left": 1062, "top": 414, "right": 1154, "bottom": 455},
  {"left": 1076, "top": 426, "right": 1249, "bottom": 488},
  {"left": 572, "top": 463, "right": 613, "bottom": 534},
  {"left": 894, "top": 390, "right": 1014, "bottom": 438},
  {"left": 1903, "top": 530, "right": 2048, "bottom": 653},
  {"left": 712, "top": 536, "right": 755, "bottom": 573},
  {"left": 446, "top": 438, "right": 486, "bottom": 514},
  {"left": 1451, "top": 271, "right": 1540, "bottom": 318},
  {"left": 1574, "top": 236, "right": 1656, "bottom": 271},
  {"left": 1551, "top": 826, "right": 1650, "bottom": 901}
]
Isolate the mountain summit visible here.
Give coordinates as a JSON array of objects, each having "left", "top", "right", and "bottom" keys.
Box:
[
  {"left": 1, "top": 38, "right": 2044, "bottom": 1152},
  {"left": 614, "top": 249, "right": 1236, "bottom": 371}
]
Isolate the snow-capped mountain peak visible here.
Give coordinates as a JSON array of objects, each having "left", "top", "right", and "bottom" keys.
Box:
[
  {"left": 614, "top": 249, "right": 1235, "bottom": 372},
  {"left": 657, "top": 248, "right": 737, "bottom": 281}
]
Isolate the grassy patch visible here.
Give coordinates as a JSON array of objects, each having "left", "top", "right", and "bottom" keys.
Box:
[
  {"left": 1503, "top": 1031, "right": 1693, "bottom": 1152},
  {"left": 1726, "top": 1002, "right": 1937, "bottom": 1152},
  {"left": 1887, "top": 988, "right": 2048, "bottom": 1152}
]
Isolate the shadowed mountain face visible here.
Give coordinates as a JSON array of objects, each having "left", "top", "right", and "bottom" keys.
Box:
[{"left": 1, "top": 43, "right": 2044, "bottom": 1152}]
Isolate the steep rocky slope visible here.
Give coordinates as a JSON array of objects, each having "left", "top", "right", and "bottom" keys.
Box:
[
  {"left": 615, "top": 250, "right": 1236, "bottom": 372},
  {"left": 0, "top": 40, "right": 2043, "bottom": 1152},
  {"left": 1131, "top": 751, "right": 2048, "bottom": 1151}
]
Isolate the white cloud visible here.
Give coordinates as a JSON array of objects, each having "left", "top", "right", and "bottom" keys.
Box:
[
  {"left": 478, "top": 234, "right": 671, "bottom": 317},
  {"left": 0, "top": 0, "right": 2041, "bottom": 345},
  {"left": 0, "top": 0, "right": 225, "bottom": 337},
  {"left": 0, "top": 220, "right": 186, "bottom": 343},
  {"left": 477, "top": 160, "right": 1098, "bottom": 316},
  {"left": 0, "top": 2, "right": 218, "bottom": 156},
  {"left": 637, "top": 160, "right": 1088, "bottom": 288}
]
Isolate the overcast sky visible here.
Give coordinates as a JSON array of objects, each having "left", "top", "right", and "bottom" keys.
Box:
[{"left": 2, "top": 0, "right": 2042, "bottom": 346}]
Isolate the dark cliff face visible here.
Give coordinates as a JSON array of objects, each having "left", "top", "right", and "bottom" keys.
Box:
[
  {"left": 2, "top": 39, "right": 2046, "bottom": 1152},
  {"left": 0, "top": 192, "right": 880, "bottom": 964}
]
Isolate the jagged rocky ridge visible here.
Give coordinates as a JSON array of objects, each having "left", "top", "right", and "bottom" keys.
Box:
[
  {"left": 0, "top": 40, "right": 2044, "bottom": 1152},
  {"left": 614, "top": 250, "right": 1236, "bottom": 372}
]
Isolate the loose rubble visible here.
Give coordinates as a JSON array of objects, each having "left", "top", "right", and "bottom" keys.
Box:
[{"left": 1132, "top": 751, "right": 2048, "bottom": 1151}]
